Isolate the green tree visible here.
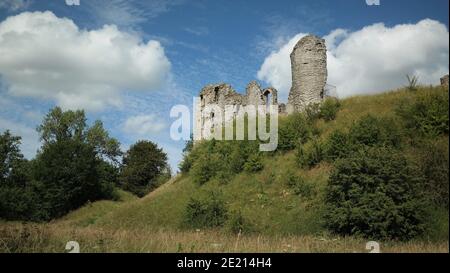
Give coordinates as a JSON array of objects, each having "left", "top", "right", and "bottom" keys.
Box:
[
  {"left": 86, "top": 120, "right": 122, "bottom": 164},
  {"left": 34, "top": 107, "right": 121, "bottom": 219},
  {"left": 179, "top": 134, "right": 195, "bottom": 173},
  {"left": 37, "top": 107, "right": 86, "bottom": 144},
  {"left": 37, "top": 107, "right": 122, "bottom": 162},
  {"left": 325, "top": 147, "right": 425, "bottom": 240},
  {"left": 0, "top": 131, "right": 38, "bottom": 220},
  {"left": 33, "top": 138, "right": 113, "bottom": 219},
  {"left": 1, "top": 107, "right": 122, "bottom": 221},
  {"left": 0, "top": 130, "right": 24, "bottom": 184},
  {"left": 121, "top": 140, "right": 168, "bottom": 197},
  {"left": 37, "top": 107, "right": 122, "bottom": 185}
]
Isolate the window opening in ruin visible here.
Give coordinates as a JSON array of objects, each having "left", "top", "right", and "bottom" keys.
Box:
[
  {"left": 211, "top": 112, "right": 215, "bottom": 128},
  {"left": 214, "top": 87, "right": 219, "bottom": 102},
  {"left": 264, "top": 90, "right": 272, "bottom": 112}
]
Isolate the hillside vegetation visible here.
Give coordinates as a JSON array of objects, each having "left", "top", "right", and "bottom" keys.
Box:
[{"left": 1, "top": 86, "right": 448, "bottom": 253}]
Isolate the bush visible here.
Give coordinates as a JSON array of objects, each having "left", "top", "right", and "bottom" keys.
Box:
[
  {"left": 325, "top": 147, "right": 426, "bottom": 240},
  {"left": 183, "top": 191, "right": 228, "bottom": 228},
  {"left": 304, "top": 99, "right": 341, "bottom": 122},
  {"left": 226, "top": 210, "right": 253, "bottom": 234},
  {"left": 319, "top": 98, "right": 341, "bottom": 121},
  {"left": 324, "top": 130, "right": 353, "bottom": 161},
  {"left": 218, "top": 140, "right": 258, "bottom": 174},
  {"left": 296, "top": 139, "right": 325, "bottom": 168},
  {"left": 278, "top": 113, "right": 311, "bottom": 151},
  {"left": 0, "top": 182, "right": 41, "bottom": 221},
  {"left": 179, "top": 140, "right": 217, "bottom": 174},
  {"left": 190, "top": 153, "right": 221, "bottom": 185},
  {"left": 243, "top": 154, "right": 264, "bottom": 173},
  {"left": 417, "top": 140, "right": 449, "bottom": 208},
  {"left": 348, "top": 115, "right": 402, "bottom": 148},
  {"left": 179, "top": 153, "right": 194, "bottom": 173},
  {"left": 396, "top": 88, "right": 449, "bottom": 137},
  {"left": 323, "top": 116, "right": 402, "bottom": 164},
  {"left": 183, "top": 139, "right": 261, "bottom": 183},
  {"left": 229, "top": 141, "right": 258, "bottom": 173},
  {"left": 229, "top": 147, "right": 247, "bottom": 173},
  {"left": 285, "top": 172, "right": 316, "bottom": 199},
  {"left": 304, "top": 103, "right": 321, "bottom": 122}
]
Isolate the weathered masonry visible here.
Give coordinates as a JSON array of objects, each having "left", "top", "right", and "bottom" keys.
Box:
[
  {"left": 194, "top": 81, "right": 278, "bottom": 140},
  {"left": 287, "top": 35, "right": 328, "bottom": 113},
  {"left": 195, "top": 34, "right": 329, "bottom": 140}
]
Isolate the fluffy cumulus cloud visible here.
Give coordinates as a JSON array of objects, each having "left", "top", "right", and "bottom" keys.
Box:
[
  {"left": 0, "top": 11, "right": 171, "bottom": 111},
  {"left": 257, "top": 19, "right": 449, "bottom": 99},
  {"left": 123, "top": 114, "right": 167, "bottom": 137}
]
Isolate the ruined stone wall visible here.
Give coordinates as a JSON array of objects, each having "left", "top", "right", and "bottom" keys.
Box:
[
  {"left": 195, "top": 81, "right": 279, "bottom": 140},
  {"left": 287, "top": 35, "right": 327, "bottom": 113},
  {"left": 195, "top": 34, "right": 329, "bottom": 140},
  {"left": 245, "top": 81, "right": 264, "bottom": 106}
]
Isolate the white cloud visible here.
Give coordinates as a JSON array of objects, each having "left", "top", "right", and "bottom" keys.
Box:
[
  {"left": 257, "top": 19, "right": 449, "bottom": 99},
  {"left": 0, "top": 11, "right": 171, "bottom": 111},
  {"left": 0, "top": 117, "right": 40, "bottom": 159},
  {"left": 86, "top": 0, "right": 184, "bottom": 28},
  {"left": 257, "top": 33, "right": 307, "bottom": 101},
  {"left": 0, "top": 0, "right": 31, "bottom": 11},
  {"left": 184, "top": 26, "right": 209, "bottom": 36},
  {"left": 123, "top": 114, "right": 166, "bottom": 137}
]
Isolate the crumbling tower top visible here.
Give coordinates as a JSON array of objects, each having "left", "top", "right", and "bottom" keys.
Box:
[{"left": 287, "top": 35, "right": 328, "bottom": 113}]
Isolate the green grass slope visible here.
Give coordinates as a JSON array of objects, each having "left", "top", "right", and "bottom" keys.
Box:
[
  {"left": 53, "top": 86, "right": 448, "bottom": 243},
  {"left": 2, "top": 86, "right": 448, "bottom": 253},
  {"left": 54, "top": 189, "right": 138, "bottom": 228}
]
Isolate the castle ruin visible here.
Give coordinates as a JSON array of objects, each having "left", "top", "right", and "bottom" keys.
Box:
[
  {"left": 287, "top": 35, "right": 328, "bottom": 113},
  {"left": 195, "top": 34, "right": 328, "bottom": 140},
  {"left": 194, "top": 81, "right": 278, "bottom": 139}
]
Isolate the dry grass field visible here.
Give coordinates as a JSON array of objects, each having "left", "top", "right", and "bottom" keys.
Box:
[{"left": 0, "top": 222, "right": 448, "bottom": 253}]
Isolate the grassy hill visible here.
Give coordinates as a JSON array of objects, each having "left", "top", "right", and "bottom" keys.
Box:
[{"left": 1, "top": 86, "right": 448, "bottom": 253}]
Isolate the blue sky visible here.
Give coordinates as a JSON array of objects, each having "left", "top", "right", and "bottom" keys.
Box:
[{"left": 0, "top": 0, "right": 449, "bottom": 171}]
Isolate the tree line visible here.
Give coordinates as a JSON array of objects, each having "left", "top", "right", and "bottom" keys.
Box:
[{"left": 0, "top": 107, "right": 170, "bottom": 221}]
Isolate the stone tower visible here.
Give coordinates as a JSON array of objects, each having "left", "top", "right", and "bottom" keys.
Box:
[{"left": 287, "top": 35, "right": 327, "bottom": 113}]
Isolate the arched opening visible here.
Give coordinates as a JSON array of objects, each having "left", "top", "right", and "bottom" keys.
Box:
[
  {"left": 263, "top": 90, "right": 273, "bottom": 112},
  {"left": 214, "top": 87, "right": 219, "bottom": 102}
]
